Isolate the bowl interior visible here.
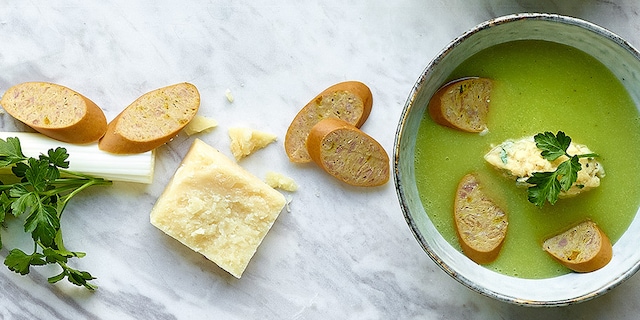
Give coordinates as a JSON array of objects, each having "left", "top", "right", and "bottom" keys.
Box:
[{"left": 395, "top": 13, "right": 640, "bottom": 306}]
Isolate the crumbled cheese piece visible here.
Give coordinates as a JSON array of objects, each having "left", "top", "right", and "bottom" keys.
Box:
[
  {"left": 284, "top": 195, "right": 293, "bottom": 213},
  {"left": 184, "top": 115, "right": 218, "bottom": 136},
  {"left": 228, "top": 127, "right": 277, "bottom": 160},
  {"left": 484, "top": 136, "right": 605, "bottom": 198},
  {"left": 150, "top": 139, "right": 286, "bottom": 278},
  {"left": 225, "top": 89, "right": 234, "bottom": 103},
  {"left": 265, "top": 171, "right": 298, "bottom": 192}
]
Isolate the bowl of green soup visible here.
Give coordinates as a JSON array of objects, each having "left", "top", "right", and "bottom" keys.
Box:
[{"left": 394, "top": 13, "right": 640, "bottom": 306}]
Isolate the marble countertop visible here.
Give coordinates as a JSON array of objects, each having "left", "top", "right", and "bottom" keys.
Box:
[{"left": 2, "top": 1, "right": 640, "bottom": 319}]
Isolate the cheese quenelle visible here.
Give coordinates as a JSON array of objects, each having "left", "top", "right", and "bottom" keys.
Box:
[
  {"left": 484, "top": 136, "right": 605, "bottom": 198},
  {"left": 150, "top": 139, "right": 286, "bottom": 278}
]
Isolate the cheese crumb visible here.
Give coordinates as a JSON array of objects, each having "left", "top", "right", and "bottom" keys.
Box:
[
  {"left": 225, "top": 89, "right": 234, "bottom": 103},
  {"left": 184, "top": 115, "right": 218, "bottom": 136},
  {"left": 265, "top": 171, "right": 298, "bottom": 192},
  {"left": 229, "top": 127, "right": 277, "bottom": 160},
  {"left": 150, "top": 139, "right": 286, "bottom": 278}
]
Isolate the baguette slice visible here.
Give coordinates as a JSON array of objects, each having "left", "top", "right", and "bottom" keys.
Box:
[
  {"left": 306, "top": 118, "right": 388, "bottom": 187},
  {"left": 1, "top": 82, "right": 107, "bottom": 144},
  {"left": 543, "top": 220, "right": 612, "bottom": 273},
  {"left": 285, "top": 81, "right": 372, "bottom": 163},
  {"left": 99, "top": 82, "right": 200, "bottom": 154},
  {"left": 454, "top": 173, "right": 508, "bottom": 264},
  {"left": 428, "top": 77, "right": 492, "bottom": 133}
]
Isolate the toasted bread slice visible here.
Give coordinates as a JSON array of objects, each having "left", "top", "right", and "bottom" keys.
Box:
[
  {"left": 306, "top": 118, "right": 388, "bottom": 187},
  {"left": 428, "top": 77, "right": 492, "bottom": 133},
  {"left": 543, "top": 220, "right": 612, "bottom": 272},
  {"left": 285, "top": 81, "right": 372, "bottom": 163},
  {"left": 1, "top": 82, "right": 107, "bottom": 144},
  {"left": 99, "top": 82, "right": 199, "bottom": 154},
  {"left": 454, "top": 173, "right": 508, "bottom": 264}
]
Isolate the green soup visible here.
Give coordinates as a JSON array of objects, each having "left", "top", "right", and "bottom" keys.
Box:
[{"left": 414, "top": 40, "right": 640, "bottom": 279}]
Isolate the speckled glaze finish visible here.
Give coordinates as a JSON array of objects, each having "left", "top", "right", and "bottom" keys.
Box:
[{"left": 394, "top": 13, "right": 640, "bottom": 307}]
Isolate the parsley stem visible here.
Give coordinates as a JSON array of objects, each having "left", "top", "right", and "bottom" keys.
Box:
[
  {"left": 577, "top": 153, "right": 598, "bottom": 159},
  {"left": 44, "top": 178, "right": 111, "bottom": 218}
]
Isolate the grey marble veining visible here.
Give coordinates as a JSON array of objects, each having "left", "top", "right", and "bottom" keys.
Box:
[{"left": 1, "top": 1, "right": 640, "bottom": 319}]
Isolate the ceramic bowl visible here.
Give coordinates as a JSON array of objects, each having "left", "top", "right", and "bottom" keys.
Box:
[{"left": 394, "top": 13, "right": 640, "bottom": 306}]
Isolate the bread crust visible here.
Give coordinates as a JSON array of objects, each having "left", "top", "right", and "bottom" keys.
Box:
[
  {"left": 543, "top": 220, "right": 612, "bottom": 272},
  {"left": 454, "top": 173, "right": 508, "bottom": 264},
  {"left": 306, "top": 118, "right": 388, "bottom": 187},
  {"left": 1, "top": 82, "right": 107, "bottom": 144},
  {"left": 99, "top": 82, "right": 200, "bottom": 154},
  {"left": 428, "top": 77, "right": 492, "bottom": 133},
  {"left": 285, "top": 81, "right": 372, "bottom": 163}
]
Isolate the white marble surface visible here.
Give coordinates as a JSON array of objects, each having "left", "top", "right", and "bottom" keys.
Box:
[{"left": 1, "top": 1, "right": 640, "bottom": 319}]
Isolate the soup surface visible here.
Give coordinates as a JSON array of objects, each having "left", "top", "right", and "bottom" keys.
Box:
[{"left": 414, "top": 40, "right": 640, "bottom": 278}]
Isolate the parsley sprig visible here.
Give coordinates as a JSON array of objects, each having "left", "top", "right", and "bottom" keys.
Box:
[
  {"left": 0, "top": 137, "right": 111, "bottom": 290},
  {"left": 526, "top": 131, "right": 598, "bottom": 207}
]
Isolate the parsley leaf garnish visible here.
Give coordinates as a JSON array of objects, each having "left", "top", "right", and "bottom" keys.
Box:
[
  {"left": 0, "top": 137, "right": 111, "bottom": 290},
  {"left": 526, "top": 131, "right": 598, "bottom": 207},
  {"left": 535, "top": 131, "right": 572, "bottom": 161}
]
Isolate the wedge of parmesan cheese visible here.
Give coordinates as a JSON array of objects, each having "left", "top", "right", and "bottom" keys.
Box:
[
  {"left": 484, "top": 136, "right": 605, "bottom": 198},
  {"left": 150, "top": 138, "right": 286, "bottom": 278},
  {"left": 228, "top": 127, "right": 277, "bottom": 160}
]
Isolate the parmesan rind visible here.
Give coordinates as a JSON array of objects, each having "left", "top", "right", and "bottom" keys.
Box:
[{"left": 150, "top": 138, "right": 286, "bottom": 278}]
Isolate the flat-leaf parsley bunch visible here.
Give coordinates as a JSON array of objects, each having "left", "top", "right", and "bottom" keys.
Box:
[
  {"left": 526, "top": 131, "right": 598, "bottom": 207},
  {"left": 0, "top": 137, "right": 111, "bottom": 290}
]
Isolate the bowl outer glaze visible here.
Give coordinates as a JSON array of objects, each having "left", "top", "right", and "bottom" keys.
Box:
[{"left": 394, "top": 13, "right": 640, "bottom": 306}]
